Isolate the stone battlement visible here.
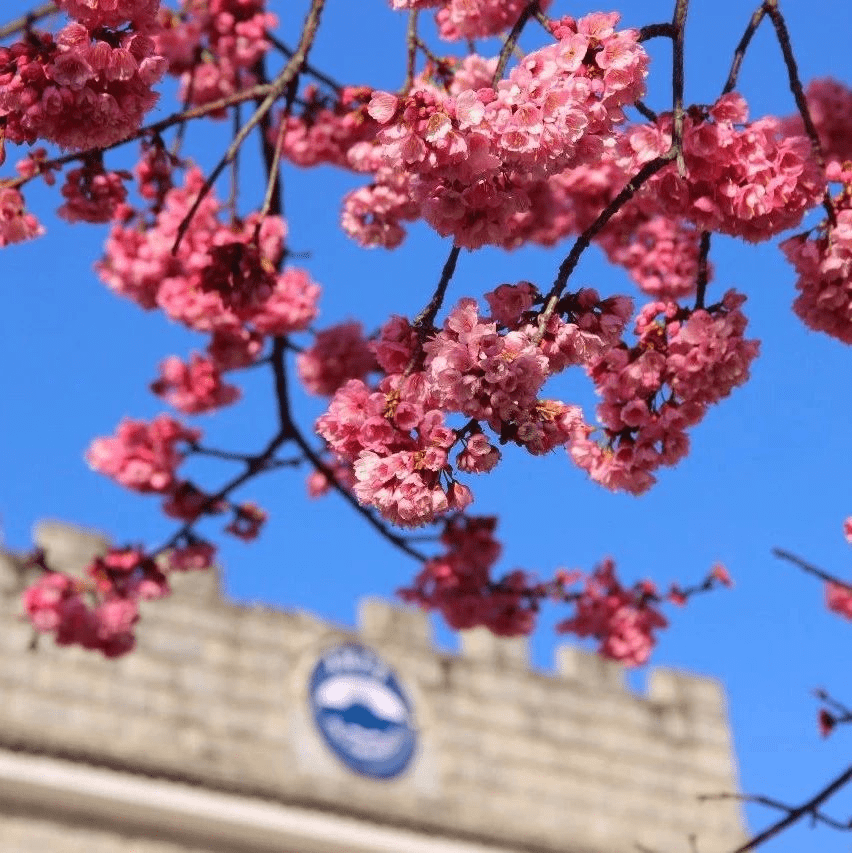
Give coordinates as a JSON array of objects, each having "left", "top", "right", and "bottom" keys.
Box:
[{"left": 0, "top": 521, "right": 745, "bottom": 853}]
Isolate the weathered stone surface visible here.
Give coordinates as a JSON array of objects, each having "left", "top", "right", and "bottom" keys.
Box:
[{"left": 0, "top": 522, "right": 746, "bottom": 853}]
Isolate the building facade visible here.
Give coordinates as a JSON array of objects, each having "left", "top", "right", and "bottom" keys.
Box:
[{"left": 0, "top": 522, "right": 745, "bottom": 853}]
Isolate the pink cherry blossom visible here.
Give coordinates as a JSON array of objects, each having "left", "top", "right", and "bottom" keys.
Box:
[
  {"left": 556, "top": 558, "right": 668, "bottom": 665},
  {"left": 297, "top": 322, "right": 377, "bottom": 396},
  {"left": 86, "top": 414, "right": 200, "bottom": 493},
  {"left": 0, "top": 23, "right": 165, "bottom": 150},
  {"left": 0, "top": 188, "right": 44, "bottom": 246},
  {"left": 781, "top": 170, "right": 852, "bottom": 343}
]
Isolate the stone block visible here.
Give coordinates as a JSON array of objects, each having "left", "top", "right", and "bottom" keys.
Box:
[
  {"left": 554, "top": 643, "right": 627, "bottom": 691},
  {"left": 32, "top": 520, "right": 110, "bottom": 576},
  {"left": 358, "top": 597, "right": 432, "bottom": 647},
  {"left": 459, "top": 626, "right": 529, "bottom": 668}
]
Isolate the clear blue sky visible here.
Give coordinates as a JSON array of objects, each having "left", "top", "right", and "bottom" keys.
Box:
[{"left": 3, "top": 1, "right": 852, "bottom": 850}]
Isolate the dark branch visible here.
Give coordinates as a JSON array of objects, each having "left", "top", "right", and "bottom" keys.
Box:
[
  {"left": 0, "top": 1, "right": 58, "bottom": 41},
  {"left": 722, "top": 4, "right": 767, "bottom": 95},
  {"left": 701, "top": 767, "right": 852, "bottom": 851},
  {"left": 671, "top": 0, "right": 690, "bottom": 175},
  {"left": 539, "top": 151, "right": 677, "bottom": 328},
  {"left": 412, "top": 245, "right": 461, "bottom": 332},
  {"left": 172, "top": 0, "right": 327, "bottom": 253},
  {"left": 773, "top": 548, "right": 852, "bottom": 593},
  {"left": 694, "top": 231, "right": 712, "bottom": 309},
  {"left": 639, "top": 22, "right": 676, "bottom": 41},
  {"left": 493, "top": 1, "right": 540, "bottom": 82},
  {"left": 762, "top": 0, "right": 835, "bottom": 224}
]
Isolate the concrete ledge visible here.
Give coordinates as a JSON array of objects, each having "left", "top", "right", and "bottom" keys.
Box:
[{"left": 0, "top": 750, "right": 528, "bottom": 853}]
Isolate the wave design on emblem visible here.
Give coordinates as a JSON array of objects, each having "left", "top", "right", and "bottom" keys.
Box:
[
  {"left": 320, "top": 714, "right": 410, "bottom": 761},
  {"left": 314, "top": 675, "right": 410, "bottom": 724}
]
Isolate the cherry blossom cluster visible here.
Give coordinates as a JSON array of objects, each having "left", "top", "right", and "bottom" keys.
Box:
[
  {"left": 23, "top": 540, "right": 215, "bottom": 657},
  {"left": 598, "top": 208, "right": 708, "bottom": 300},
  {"left": 398, "top": 514, "right": 538, "bottom": 636},
  {"left": 0, "top": 22, "right": 166, "bottom": 150},
  {"left": 98, "top": 165, "right": 319, "bottom": 338},
  {"left": 316, "top": 371, "right": 470, "bottom": 528},
  {"left": 150, "top": 353, "right": 242, "bottom": 414},
  {"left": 399, "top": 515, "right": 715, "bottom": 663},
  {"left": 224, "top": 502, "right": 268, "bottom": 541},
  {"left": 623, "top": 93, "right": 825, "bottom": 242},
  {"left": 154, "top": 0, "right": 277, "bottom": 111},
  {"left": 363, "top": 12, "right": 648, "bottom": 248},
  {"left": 276, "top": 85, "right": 383, "bottom": 170},
  {"left": 314, "top": 282, "right": 633, "bottom": 526},
  {"left": 57, "top": 159, "right": 130, "bottom": 224},
  {"left": 389, "top": 0, "right": 554, "bottom": 42},
  {"left": 57, "top": 0, "right": 161, "bottom": 29},
  {"left": 782, "top": 77, "right": 852, "bottom": 167},
  {"left": 556, "top": 559, "right": 668, "bottom": 665},
  {"left": 0, "top": 187, "right": 44, "bottom": 246},
  {"left": 570, "top": 290, "right": 760, "bottom": 494},
  {"left": 24, "top": 548, "right": 160, "bottom": 657},
  {"left": 780, "top": 164, "right": 852, "bottom": 343},
  {"left": 86, "top": 414, "right": 200, "bottom": 494},
  {"left": 86, "top": 411, "right": 268, "bottom": 538},
  {"left": 127, "top": 138, "right": 178, "bottom": 215},
  {"left": 340, "top": 168, "right": 420, "bottom": 249},
  {"left": 297, "top": 321, "right": 377, "bottom": 397}
]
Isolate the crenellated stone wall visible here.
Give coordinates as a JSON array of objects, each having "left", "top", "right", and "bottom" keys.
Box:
[{"left": 0, "top": 521, "right": 745, "bottom": 853}]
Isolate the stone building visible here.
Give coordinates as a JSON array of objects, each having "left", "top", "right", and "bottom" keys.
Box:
[{"left": 0, "top": 521, "right": 745, "bottom": 853}]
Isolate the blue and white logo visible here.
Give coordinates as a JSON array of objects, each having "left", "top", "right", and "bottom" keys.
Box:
[{"left": 309, "top": 643, "right": 417, "bottom": 779}]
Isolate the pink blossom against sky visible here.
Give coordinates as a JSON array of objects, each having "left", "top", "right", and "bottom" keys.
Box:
[{"left": 2, "top": 1, "right": 852, "bottom": 849}]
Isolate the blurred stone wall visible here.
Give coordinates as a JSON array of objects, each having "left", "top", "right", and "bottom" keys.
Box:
[{"left": 0, "top": 521, "right": 745, "bottom": 853}]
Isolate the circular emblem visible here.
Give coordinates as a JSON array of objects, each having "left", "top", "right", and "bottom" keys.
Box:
[{"left": 309, "top": 642, "right": 417, "bottom": 779}]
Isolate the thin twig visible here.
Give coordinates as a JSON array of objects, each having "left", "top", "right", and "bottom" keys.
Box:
[
  {"left": 493, "top": 1, "right": 540, "bottom": 82},
  {"left": 639, "top": 22, "right": 675, "bottom": 41},
  {"left": 671, "top": 0, "right": 690, "bottom": 175},
  {"left": 189, "top": 444, "right": 256, "bottom": 464},
  {"left": 227, "top": 103, "right": 241, "bottom": 220},
  {"left": 762, "top": 0, "right": 835, "bottom": 224},
  {"left": 701, "top": 767, "right": 852, "bottom": 851},
  {"left": 773, "top": 548, "right": 852, "bottom": 593},
  {"left": 266, "top": 31, "right": 342, "bottom": 93},
  {"left": 402, "top": 9, "right": 420, "bottom": 93},
  {"left": 694, "top": 231, "right": 712, "bottom": 309},
  {"left": 0, "top": 1, "right": 58, "bottom": 41},
  {"left": 538, "top": 151, "right": 677, "bottom": 330},
  {"left": 633, "top": 100, "right": 659, "bottom": 123},
  {"left": 253, "top": 56, "right": 291, "bottom": 224},
  {"left": 171, "top": 0, "right": 327, "bottom": 253},
  {"left": 722, "top": 4, "right": 767, "bottom": 95},
  {"left": 531, "top": 8, "right": 551, "bottom": 31},
  {"left": 413, "top": 245, "right": 461, "bottom": 331}
]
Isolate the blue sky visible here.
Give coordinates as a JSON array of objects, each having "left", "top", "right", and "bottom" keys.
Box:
[{"left": 3, "top": 1, "right": 852, "bottom": 850}]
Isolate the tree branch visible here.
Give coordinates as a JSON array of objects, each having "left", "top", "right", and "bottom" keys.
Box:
[
  {"left": 773, "top": 548, "right": 852, "bottom": 593},
  {"left": 172, "top": 0, "right": 327, "bottom": 253},
  {"left": 700, "top": 766, "right": 852, "bottom": 851},
  {"left": 493, "top": 1, "right": 540, "bottom": 82},
  {"left": 722, "top": 4, "right": 767, "bottom": 95},
  {"left": 762, "top": 0, "right": 835, "bottom": 224},
  {"left": 694, "top": 231, "right": 712, "bottom": 309},
  {"left": 402, "top": 9, "right": 420, "bottom": 93},
  {"left": 538, "top": 151, "right": 677, "bottom": 331},
  {"left": 412, "top": 245, "right": 461, "bottom": 333},
  {"left": 671, "top": 0, "right": 690, "bottom": 175},
  {"left": 0, "top": 1, "right": 58, "bottom": 41}
]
